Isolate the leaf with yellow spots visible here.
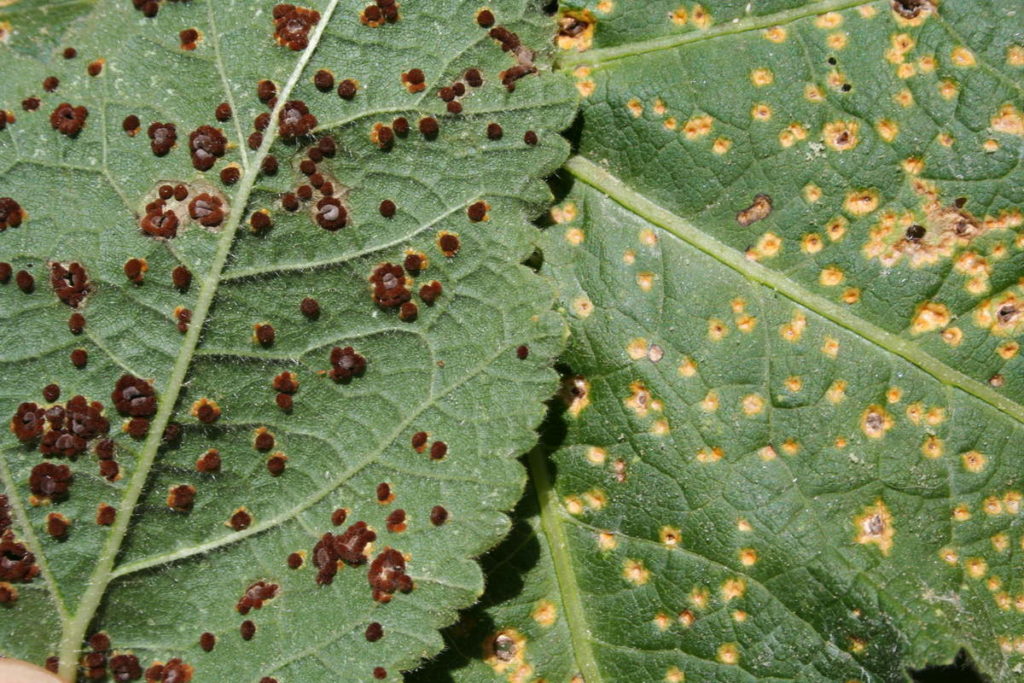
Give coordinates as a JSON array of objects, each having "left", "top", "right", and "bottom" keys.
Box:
[{"left": 428, "top": 1, "right": 1024, "bottom": 681}]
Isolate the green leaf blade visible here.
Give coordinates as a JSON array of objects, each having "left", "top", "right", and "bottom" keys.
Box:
[{"left": 0, "top": 0, "right": 576, "bottom": 679}]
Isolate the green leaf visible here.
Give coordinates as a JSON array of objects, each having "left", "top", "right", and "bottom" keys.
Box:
[
  {"left": 430, "top": 1, "right": 1024, "bottom": 680},
  {"left": 0, "top": 0, "right": 576, "bottom": 679}
]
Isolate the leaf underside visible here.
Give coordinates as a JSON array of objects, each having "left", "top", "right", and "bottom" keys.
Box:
[
  {"left": 0, "top": 0, "right": 577, "bottom": 680},
  {"left": 430, "top": 1, "right": 1024, "bottom": 682}
]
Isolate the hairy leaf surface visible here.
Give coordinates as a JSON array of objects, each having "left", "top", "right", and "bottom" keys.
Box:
[
  {"left": 0, "top": 0, "right": 576, "bottom": 680},
  {"left": 432, "top": 1, "right": 1024, "bottom": 681}
]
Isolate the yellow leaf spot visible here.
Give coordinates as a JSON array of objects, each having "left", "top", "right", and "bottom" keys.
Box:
[
  {"left": 678, "top": 357, "right": 698, "bottom": 377},
  {"left": 804, "top": 84, "right": 825, "bottom": 102},
  {"left": 901, "top": 156, "right": 924, "bottom": 175},
  {"left": 557, "top": 9, "right": 596, "bottom": 51},
  {"left": 564, "top": 495, "right": 584, "bottom": 515},
  {"left": 911, "top": 301, "right": 950, "bottom": 333},
  {"left": 951, "top": 46, "right": 976, "bottom": 67},
  {"left": 738, "top": 548, "right": 758, "bottom": 566},
  {"left": 860, "top": 405, "right": 893, "bottom": 438},
  {"left": 939, "top": 547, "right": 959, "bottom": 565},
  {"left": 802, "top": 233, "right": 825, "bottom": 254},
  {"left": 921, "top": 435, "right": 943, "bottom": 459},
  {"left": 717, "top": 643, "right": 740, "bottom": 665},
  {"left": 683, "top": 114, "right": 713, "bottom": 139},
  {"left": 875, "top": 118, "right": 899, "bottom": 142},
  {"left": 653, "top": 612, "right": 672, "bottom": 631},
  {"left": 897, "top": 62, "right": 916, "bottom": 79},
  {"left": 751, "top": 104, "right": 772, "bottom": 121},
  {"left": 566, "top": 376, "right": 590, "bottom": 417},
  {"left": 858, "top": 5, "right": 877, "bottom": 18},
  {"left": 663, "top": 116, "right": 678, "bottom": 131},
  {"left": 627, "top": 98, "right": 643, "bottom": 118},
  {"left": 689, "top": 587, "right": 709, "bottom": 608},
  {"left": 784, "top": 376, "right": 803, "bottom": 393},
  {"left": 669, "top": 7, "right": 688, "bottom": 24},
  {"left": 814, "top": 11, "right": 843, "bottom": 28},
  {"left": 961, "top": 450, "right": 987, "bottom": 473},
  {"left": 998, "top": 341, "right": 1021, "bottom": 360},
  {"left": 827, "top": 32, "right": 848, "bottom": 50},
  {"left": 1008, "top": 45, "right": 1024, "bottom": 66},
  {"left": 636, "top": 271, "right": 655, "bottom": 291},
  {"left": 984, "top": 496, "right": 1004, "bottom": 515},
  {"left": 664, "top": 666, "right": 685, "bottom": 683},
  {"left": 651, "top": 418, "right": 670, "bottom": 436},
  {"left": 758, "top": 445, "right": 777, "bottom": 461},
  {"left": 639, "top": 228, "right": 658, "bottom": 246},
  {"left": 750, "top": 68, "right": 774, "bottom": 86},
  {"left": 849, "top": 637, "right": 867, "bottom": 654},
  {"left": 551, "top": 202, "right": 577, "bottom": 224},
  {"left": 574, "top": 489, "right": 604, "bottom": 513},
  {"left": 841, "top": 287, "right": 861, "bottom": 304},
  {"left": 700, "top": 391, "right": 719, "bottom": 412},
  {"left": 572, "top": 296, "right": 593, "bottom": 319},
  {"left": 992, "top": 533, "right": 1010, "bottom": 553},
  {"left": 779, "top": 312, "right": 807, "bottom": 342},
  {"left": 824, "top": 120, "right": 859, "bottom": 152},
  {"left": 708, "top": 318, "right": 728, "bottom": 341},
  {"left": 820, "top": 266, "right": 845, "bottom": 287},
  {"left": 938, "top": 79, "right": 959, "bottom": 100},
  {"left": 660, "top": 526, "right": 682, "bottom": 547},
  {"left": 1004, "top": 491, "right": 1021, "bottom": 514},
  {"left": 991, "top": 104, "right": 1024, "bottom": 136},
  {"left": 576, "top": 79, "right": 595, "bottom": 97},
  {"left": 741, "top": 394, "right": 765, "bottom": 416},
  {"left": 965, "top": 557, "right": 988, "bottom": 579},
  {"left": 737, "top": 518, "right": 752, "bottom": 532},
  {"left": 752, "top": 232, "right": 782, "bottom": 259},
  {"left": 854, "top": 500, "right": 894, "bottom": 555},
  {"left": 781, "top": 439, "right": 800, "bottom": 456},
  {"left": 821, "top": 336, "right": 840, "bottom": 358},
  {"left": 712, "top": 137, "right": 732, "bottom": 154},
  {"left": 843, "top": 189, "right": 879, "bottom": 216},
  {"left": 586, "top": 446, "right": 607, "bottom": 465},
  {"left": 598, "top": 531, "right": 617, "bottom": 551},
  {"left": 937, "top": 132, "right": 954, "bottom": 147},
  {"left": 893, "top": 89, "right": 914, "bottom": 107},
  {"left": 625, "top": 381, "right": 656, "bottom": 416},
  {"left": 722, "top": 578, "right": 745, "bottom": 601},
  {"left": 623, "top": 249, "right": 636, "bottom": 264},
  {"left": 532, "top": 600, "right": 557, "bottom": 627},
  {"left": 826, "top": 380, "right": 847, "bottom": 404},
  {"left": 886, "top": 387, "right": 903, "bottom": 403},
  {"left": 623, "top": 559, "right": 650, "bottom": 585},
  {"left": 596, "top": 0, "right": 613, "bottom": 12},
  {"left": 691, "top": 4, "right": 711, "bottom": 29},
  {"left": 763, "top": 26, "right": 787, "bottom": 43},
  {"left": 696, "top": 447, "right": 724, "bottom": 463},
  {"left": 564, "top": 227, "right": 586, "bottom": 247}
]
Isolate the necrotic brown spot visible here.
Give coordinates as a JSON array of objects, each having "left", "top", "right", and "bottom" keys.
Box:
[
  {"left": 199, "top": 633, "right": 215, "bottom": 652},
  {"left": 50, "top": 262, "right": 90, "bottom": 307},
  {"left": 337, "top": 79, "right": 357, "bottom": 99},
  {"left": 179, "top": 28, "right": 199, "bottom": 50},
  {"left": 123, "top": 258, "right": 147, "bottom": 284},
  {"left": 167, "top": 485, "right": 195, "bottom": 512},
  {"left": 477, "top": 9, "right": 495, "bottom": 27},
  {"left": 50, "top": 103, "right": 88, "bottom": 137},
  {"left": 386, "top": 509, "right": 406, "bottom": 532},
  {"left": 287, "top": 552, "right": 303, "bottom": 569},
  {"left": 70, "top": 349, "right": 87, "bottom": 368},
  {"left": 300, "top": 297, "right": 320, "bottom": 319},
  {"left": 43, "top": 77, "right": 59, "bottom": 93},
  {"left": 467, "top": 201, "right": 487, "bottom": 222},
  {"left": 189, "top": 126, "right": 227, "bottom": 171},
  {"left": 430, "top": 442, "right": 448, "bottom": 460},
  {"left": 430, "top": 505, "right": 448, "bottom": 526},
  {"left": 365, "top": 622, "right": 383, "bottom": 642},
  {"left": 172, "top": 266, "right": 192, "bottom": 291},
  {"left": 736, "top": 194, "right": 773, "bottom": 226},
  {"left": 418, "top": 280, "right": 442, "bottom": 305},
  {"left": 273, "top": 4, "right": 321, "bottom": 51},
  {"left": 379, "top": 200, "right": 396, "bottom": 218},
  {"left": 329, "top": 346, "right": 366, "bottom": 382},
  {"left": 96, "top": 504, "right": 116, "bottom": 526},
  {"left": 438, "top": 232, "right": 460, "bottom": 257},
  {"left": 229, "top": 509, "right": 252, "bottom": 531},
  {"left": 368, "top": 547, "right": 412, "bottom": 602},
  {"left": 240, "top": 620, "right": 256, "bottom": 640},
  {"left": 46, "top": 513, "right": 69, "bottom": 539},
  {"left": 315, "top": 197, "right": 346, "bottom": 230},
  {"left": 267, "top": 453, "right": 287, "bottom": 476},
  {"left": 0, "top": 198, "right": 23, "bottom": 231},
  {"left": 148, "top": 122, "right": 177, "bottom": 156},
  {"left": 331, "top": 508, "right": 347, "bottom": 526},
  {"left": 196, "top": 450, "right": 221, "bottom": 473},
  {"left": 29, "top": 462, "right": 72, "bottom": 500},
  {"left": 524, "top": 130, "right": 538, "bottom": 145},
  {"left": 68, "top": 313, "right": 84, "bottom": 334}
]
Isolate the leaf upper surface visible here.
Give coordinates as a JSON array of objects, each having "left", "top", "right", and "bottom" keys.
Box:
[
  {"left": 0, "top": 0, "right": 576, "bottom": 679},
  {"left": 431, "top": 1, "right": 1024, "bottom": 681}
]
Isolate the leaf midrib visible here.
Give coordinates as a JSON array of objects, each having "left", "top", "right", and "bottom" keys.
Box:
[
  {"left": 564, "top": 155, "right": 1024, "bottom": 425},
  {"left": 53, "top": 2, "right": 343, "bottom": 678}
]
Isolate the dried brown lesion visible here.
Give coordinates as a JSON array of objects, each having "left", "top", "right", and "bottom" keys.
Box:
[{"left": 557, "top": 10, "right": 595, "bottom": 52}]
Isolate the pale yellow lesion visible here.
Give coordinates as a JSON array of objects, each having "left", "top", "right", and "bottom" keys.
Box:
[
  {"left": 854, "top": 500, "right": 894, "bottom": 555},
  {"left": 623, "top": 558, "right": 650, "bottom": 585},
  {"left": 717, "top": 643, "right": 740, "bottom": 665},
  {"left": 860, "top": 405, "right": 893, "bottom": 438},
  {"left": 532, "top": 600, "right": 557, "bottom": 627}
]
